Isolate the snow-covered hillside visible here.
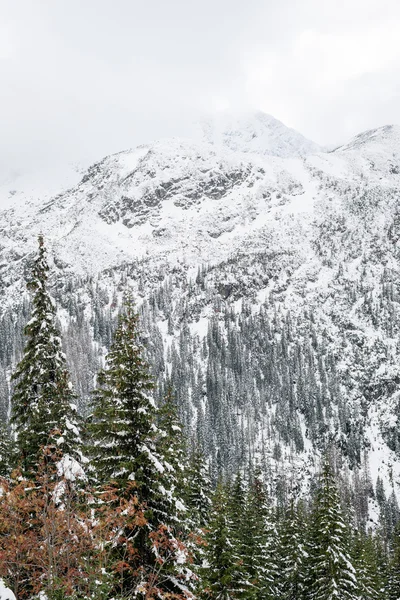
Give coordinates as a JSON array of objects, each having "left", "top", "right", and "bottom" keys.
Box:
[
  {"left": 1, "top": 111, "right": 400, "bottom": 510},
  {"left": 197, "top": 111, "right": 322, "bottom": 157}
]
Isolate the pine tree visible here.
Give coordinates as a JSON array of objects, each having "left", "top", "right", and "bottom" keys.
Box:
[
  {"left": 183, "top": 445, "right": 211, "bottom": 589},
  {"left": 184, "top": 445, "right": 212, "bottom": 529},
  {"left": 353, "top": 531, "right": 385, "bottom": 600},
  {"left": 11, "top": 235, "right": 83, "bottom": 476},
  {"left": 227, "top": 474, "right": 254, "bottom": 598},
  {"left": 154, "top": 389, "right": 198, "bottom": 596},
  {"left": 374, "top": 533, "right": 389, "bottom": 599},
  {"left": 279, "top": 500, "right": 308, "bottom": 600},
  {"left": 243, "top": 472, "right": 280, "bottom": 600},
  {"left": 203, "top": 481, "right": 247, "bottom": 600},
  {"left": 228, "top": 473, "right": 247, "bottom": 548},
  {"left": 308, "top": 458, "right": 358, "bottom": 600},
  {"left": 88, "top": 298, "right": 158, "bottom": 499},
  {"left": 0, "top": 420, "right": 12, "bottom": 477},
  {"left": 88, "top": 299, "right": 194, "bottom": 598},
  {"left": 388, "top": 521, "right": 400, "bottom": 600},
  {"left": 156, "top": 385, "right": 188, "bottom": 528}
]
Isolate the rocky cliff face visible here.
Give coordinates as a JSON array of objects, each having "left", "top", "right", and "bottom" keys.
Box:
[{"left": 1, "top": 113, "right": 400, "bottom": 514}]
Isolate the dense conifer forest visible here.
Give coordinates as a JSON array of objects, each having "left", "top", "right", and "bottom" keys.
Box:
[{"left": 0, "top": 236, "right": 400, "bottom": 599}]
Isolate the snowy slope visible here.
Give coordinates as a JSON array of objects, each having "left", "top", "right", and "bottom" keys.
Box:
[
  {"left": 0, "top": 130, "right": 322, "bottom": 298},
  {"left": 1, "top": 112, "right": 400, "bottom": 507},
  {"left": 198, "top": 111, "right": 321, "bottom": 157}
]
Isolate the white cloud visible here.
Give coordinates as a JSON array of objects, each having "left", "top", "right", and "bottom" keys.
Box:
[
  {"left": 0, "top": 23, "right": 16, "bottom": 60},
  {"left": 240, "top": 6, "right": 400, "bottom": 145},
  {"left": 0, "top": 0, "right": 400, "bottom": 185}
]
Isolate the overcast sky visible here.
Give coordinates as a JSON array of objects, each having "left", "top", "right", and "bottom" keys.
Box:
[{"left": 1, "top": 0, "right": 400, "bottom": 175}]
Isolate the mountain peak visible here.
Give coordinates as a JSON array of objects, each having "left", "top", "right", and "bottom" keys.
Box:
[
  {"left": 196, "top": 110, "right": 321, "bottom": 158},
  {"left": 334, "top": 124, "right": 400, "bottom": 153}
]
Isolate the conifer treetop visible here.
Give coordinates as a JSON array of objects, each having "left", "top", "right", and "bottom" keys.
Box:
[{"left": 11, "top": 234, "right": 83, "bottom": 476}]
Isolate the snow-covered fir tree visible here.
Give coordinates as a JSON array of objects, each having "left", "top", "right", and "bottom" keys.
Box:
[
  {"left": 244, "top": 471, "right": 280, "bottom": 600},
  {"left": 184, "top": 445, "right": 212, "bottom": 529},
  {"left": 203, "top": 481, "right": 248, "bottom": 600},
  {"left": 11, "top": 235, "right": 83, "bottom": 476},
  {"left": 88, "top": 298, "right": 158, "bottom": 493},
  {"left": 308, "top": 458, "right": 358, "bottom": 600},
  {"left": 352, "top": 531, "right": 385, "bottom": 600},
  {"left": 227, "top": 474, "right": 256, "bottom": 598},
  {"left": 388, "top": 521, "right": 400, "bottom": 600},
  {"left": 278, "top": 500, "right": 308, "bottom": 600},
  {"left": 88, "top": 298, "right": 194, "bottom": 598},
  {"left": 0, "top": 420, "right": 12, "bottom": 477},
  {"left": 88, "top": 299, "right": 187, "bottom": 522},
  {"left": 156, "top": 385, "right": 189, "bottom": 528}
]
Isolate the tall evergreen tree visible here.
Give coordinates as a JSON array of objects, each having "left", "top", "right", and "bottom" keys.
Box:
[
  {"left": 156, "top": 385, "right": 188, "bottom": 527},
  {"left": 374, "top": 533, "right": 389, "bottom": 600},
  {"left": 228, "top": 473, "right": 247, "bottom": 547},
  {"left": 203, "top": 481, "right": 247, "bottom": 600},
  {"left": 279, "top": 500, "right": 308, "bottom": 600},
  {"left": 388, "top": 521, "right": 400, "bottom": 600},
  {"left": 184, "top": 445, "right": 212, "bottom": 529},
  {"left": 0, "top": 420, "right": 12, "bottom": 477},
  {"left": 183, "top": 445, "right": 211, "bottom": 587},
  {"left": 227, "top": 474, "right": 255, "bottom": 598},
  {"left": 353, "top": 531, "right": 385, "bottom": 600},
  {"left": 308, "top": 458, "right": 358, "bottom": 600},
  {"left": 88, "top": 298, "right": 158, "bottom": 498},
  {"left": 88, "top": 299, "right": 193, "bottom": 598},
  {"left": 243, "top": 471, "right": 280, "bottom": 600},
  {"left": 11, "top": 235, "right": 82, "bottom": 476}
]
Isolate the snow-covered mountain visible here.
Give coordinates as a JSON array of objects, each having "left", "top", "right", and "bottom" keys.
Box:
[
  {"left": 197, "top": 111, "right": 322, "bottom": 157},
  {"left": 1, "top": 112, "right": 400, "bottom": 513}
]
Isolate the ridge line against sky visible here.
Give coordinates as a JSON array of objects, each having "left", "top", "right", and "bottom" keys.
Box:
[{"left": 1, "top": 0, "right": 400, "bottom": 174}]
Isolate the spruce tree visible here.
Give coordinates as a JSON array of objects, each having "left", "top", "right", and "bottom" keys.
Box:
[
  {"left": 228, "top": 473, "right": 247, "bottom": 547},
  {"left": 239, "top": 473, "right": 274, "bottom": 598},
  {"left": 11, "top": 235, "right": 83, "bottom": 476},
  {"left": 156, "top": 386, "right": 188, "bottom": 527},
  {"left": 0, "top": 420, "right": 12, "bottom": 477},
  {"left": 374, "top": 533, "right": 389, "bottom": 599},
  {"left": 353, "top": 531, "right": 385, "bottom": 600},
  {"left": 388, "top": 521, "right": 400, "bottom": 600},
  {"left": 88, "top": 299, "right": 193, "bottom": 597},
  {"left": 203, "top": 481, "right": 247, "bottom": 600},
  {"left": 183, "top": 445, "right": 211, "bottom": 588},
  {"left": 88, "top": 300, "right": 186, "bottom": 524},
  {"left": 88, "top": 298, "right": 158, "bottom": 499},
  {"left": 184, "top": 445, "right": 212, "bottom": 529},
  {"left": 279, "top": 500, "right": 308, "bottom": 600},
  {"left": 308, "top": 458, "right": 358, "bottom": 600},
  {"left": 242, "top": 472, "right": 280, "bottom": 600},
  {"left": 228, "top": 474, "right": 254, "bottom": 598}
]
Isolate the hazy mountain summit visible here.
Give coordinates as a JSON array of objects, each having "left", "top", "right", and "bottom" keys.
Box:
[
  {"left": 197, "top": 110, "right": 322, "bottom": 157},
  {"left": 334, "top": 123, "right": 400, "bottom": 153}
]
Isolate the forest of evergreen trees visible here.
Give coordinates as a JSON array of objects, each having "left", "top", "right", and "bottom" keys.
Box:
[{"left": 1, "top": 236, "right": 400, "bottom": 599}]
